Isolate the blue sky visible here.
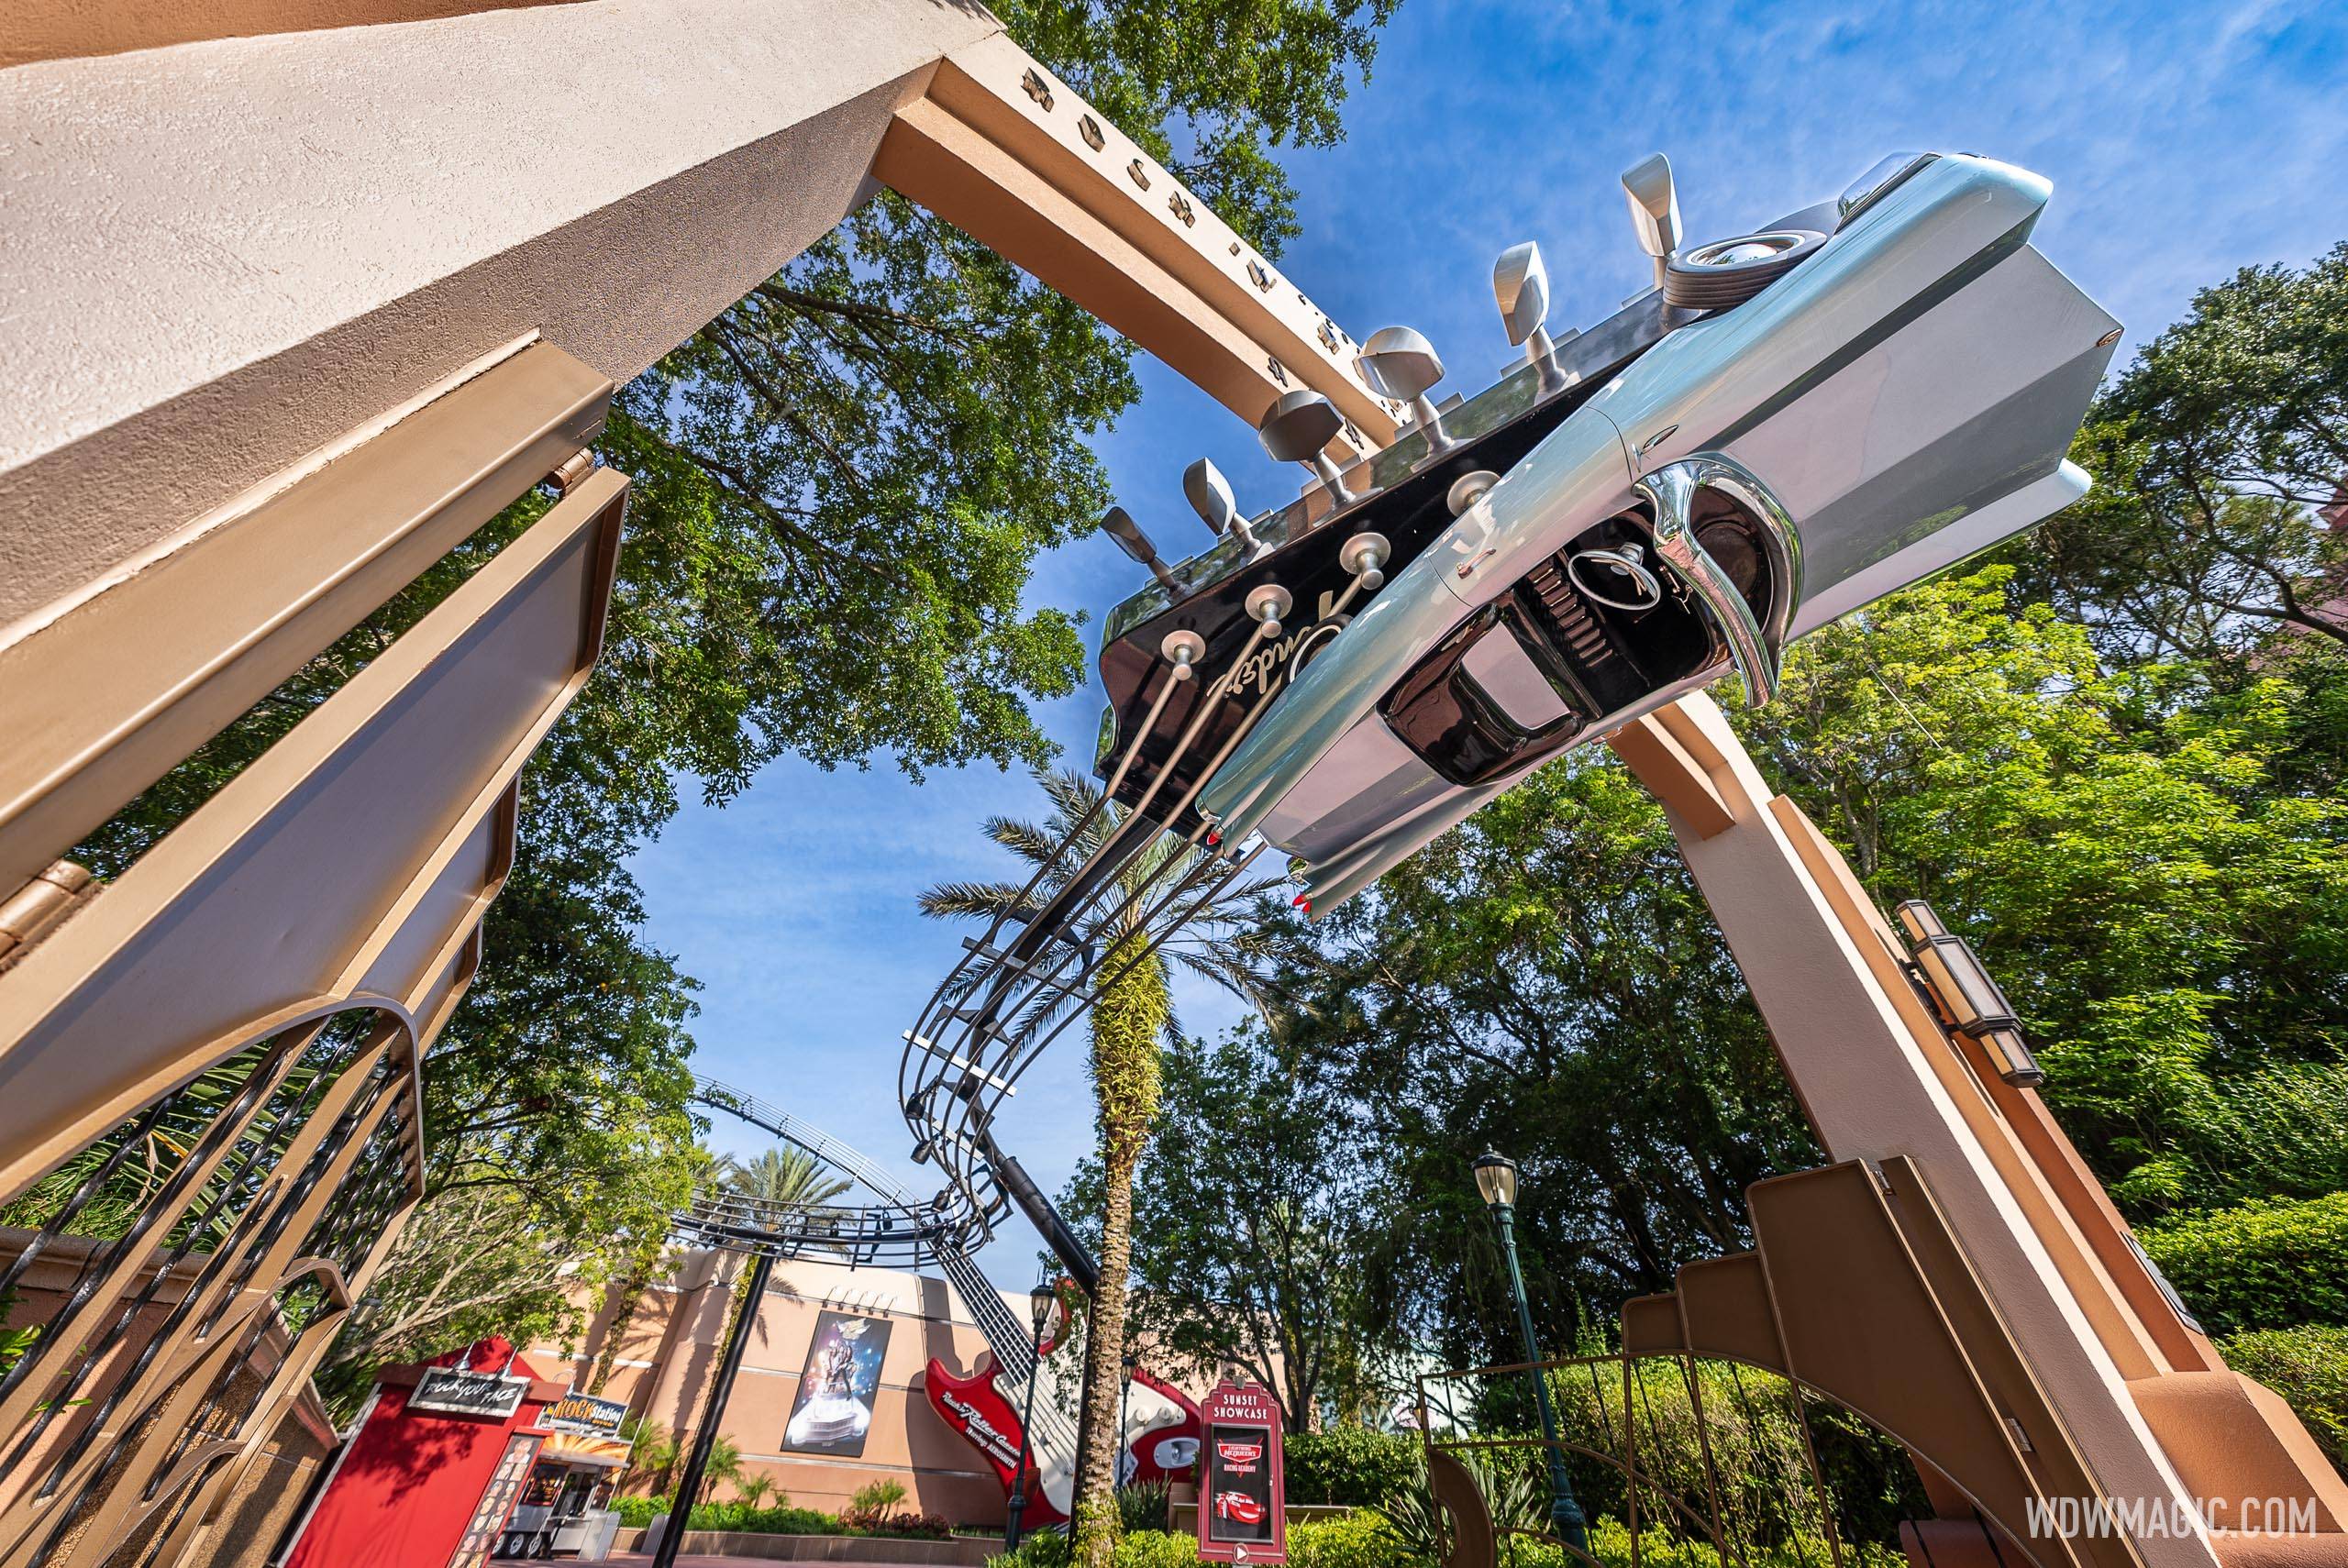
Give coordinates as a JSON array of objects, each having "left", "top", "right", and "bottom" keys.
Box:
[{"left": 633, "top": 0, "right": 2348, "bottom": 1279}]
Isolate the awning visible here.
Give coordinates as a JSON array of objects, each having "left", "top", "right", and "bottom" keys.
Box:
[{"left": 537, "top": 1430, "right": 631, "bottom": 1468}]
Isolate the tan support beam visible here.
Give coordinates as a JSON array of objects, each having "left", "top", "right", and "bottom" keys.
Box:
[
  {"left": 0, "top": 465, "right": 626, "bottom": 1201},
  {"left": 0, "top": 0, "right": 996, "bottom": 634},
  {"left": 879, "top": 36, "right": 1399, "bottom": 460},
  {"left": 0, "top": 0, "right": 592, "bottom": 72},
  {"left": 1612, "top": 695, "right": 2221, "bottom": 1568},
  {"left": 1604, "top": 703, "right": 1744, "bottom": 839},
  {"left": 0, "top": 337, "right": 610, "bottom": 901}
]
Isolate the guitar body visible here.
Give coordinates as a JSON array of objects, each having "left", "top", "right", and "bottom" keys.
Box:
[{"left": 925, "top": 1351, "right": 1202, "bottom": 1527}]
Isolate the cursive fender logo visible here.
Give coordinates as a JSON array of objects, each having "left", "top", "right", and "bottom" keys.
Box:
[
  {"left": 937, "top": 1390, "right": 1021, "bottom": 1467},
  {"left": 1228, "top": 592, "right": 1348, "bottom": 700}
]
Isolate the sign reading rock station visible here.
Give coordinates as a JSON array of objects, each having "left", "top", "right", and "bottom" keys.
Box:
[{"left": 1195, "top": 1378, "right": 1285, "bottom": 1565}]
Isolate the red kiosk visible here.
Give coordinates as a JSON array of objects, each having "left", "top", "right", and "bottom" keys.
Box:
[{"left": 282, "top": 1337, "right": 598, "bottom": 1568}]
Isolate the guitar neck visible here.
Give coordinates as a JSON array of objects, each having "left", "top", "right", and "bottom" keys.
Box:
[{"left": 931, "top": 1242, "right": 1080, "bottom": 1452}]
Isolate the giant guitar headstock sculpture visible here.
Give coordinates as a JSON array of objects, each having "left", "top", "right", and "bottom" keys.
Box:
[{"left": 891, "top": 148, "right": 2117, "bottom": 1526}]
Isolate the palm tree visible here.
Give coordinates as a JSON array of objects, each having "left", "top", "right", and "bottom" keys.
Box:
[
  {"left": 719, "top": 1145, "right": 854, "bottom": 1216},
  {"left": 619, "top": 1415, "right": 675, "bottom": 1494},
  {"left": 921, "top": 768, "right": 1282, "bottom": 1568}
]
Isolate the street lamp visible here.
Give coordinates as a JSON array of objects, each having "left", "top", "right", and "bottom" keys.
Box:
[
  {"left": 1472, "top": 1151, "right": 1588, "bottom": 1552},
  {"left": 1006, "top": 1279, "right": 1058, "bottom": 1551},
  {"left": 1117, "top": 1349, "right": 1139, "bottom": 1491}
]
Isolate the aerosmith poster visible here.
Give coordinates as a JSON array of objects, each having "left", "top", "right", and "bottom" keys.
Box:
[{"left": 783, "top": 1311, "right": 892, "bottom": 1456}]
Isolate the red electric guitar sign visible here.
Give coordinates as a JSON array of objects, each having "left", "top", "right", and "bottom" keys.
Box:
[
  {"left": 923, "top": 1282, "right": 1202, "bottom": 1529},
  {"left": 1196, "top": 1380, "right": 1285, "bottom": 1564}
]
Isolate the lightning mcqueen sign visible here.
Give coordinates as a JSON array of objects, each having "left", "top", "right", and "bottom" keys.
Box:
[{"left": 1196, "top": 1380, "right": 1285, "bottom": 1565}]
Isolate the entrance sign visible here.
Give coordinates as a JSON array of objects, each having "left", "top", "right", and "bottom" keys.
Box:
[
  {"left": 1195, "top": 1380, "right": 1285, "bottom": 1564},
  {"left": 410, "top": 1366, "right": 531, "bottom": 1420}
]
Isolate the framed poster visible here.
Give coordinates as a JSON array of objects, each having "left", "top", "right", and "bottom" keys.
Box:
[
  {"left": 1196, "top": 1380, "right": 1285, "bottom": 1564},
  {"left": 782, "top": 1310, "right": 892, "bottom": 1456}
]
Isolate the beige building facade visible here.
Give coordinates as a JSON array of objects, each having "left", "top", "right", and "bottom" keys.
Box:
[{"left": 532, "top": 1253, "right": 1220, "bottom": 1525}]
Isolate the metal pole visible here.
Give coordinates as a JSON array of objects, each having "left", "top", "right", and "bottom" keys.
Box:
[
  {"left": 1115, "top": 1356, "right": 1134, "bottom": 1492},
  {"left": 1491, "top": 1203, "right": 1588, "bottom": 1551},
  {"left": 654, "top": 1248, "right": 773, "bottom": 1568},
  {"left": 1005, "top": 1313, "right": 1048, "bottom": 1551}
]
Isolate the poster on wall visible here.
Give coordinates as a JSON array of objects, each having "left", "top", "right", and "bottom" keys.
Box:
[{"left": 782, "top": 1310, "right": 892, "bottom": 1456}]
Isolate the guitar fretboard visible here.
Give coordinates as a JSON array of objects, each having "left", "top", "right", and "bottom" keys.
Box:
[{"left": 933, "top": 1242, "right": 1081, "bottom": 1458}]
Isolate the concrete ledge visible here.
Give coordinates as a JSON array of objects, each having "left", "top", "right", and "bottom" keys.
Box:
[{"left": 622, "top": 1529, "right": 999, "bottom": 1564}]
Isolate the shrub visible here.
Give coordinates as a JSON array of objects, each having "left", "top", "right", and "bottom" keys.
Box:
[
  {"left": 682, "top": 1501, "right": 836, "bottom": 1534},
  {"left": 1285, "top": 1430, "right": 1421, "bottom": 1507},
  {"left": 2140, "top": 1194, "right": 2348, "bottom": 1335},
  {"left": 987, "top": 1529, "right": 1070, "bottom": 1568},
  {"left": 1113, "top": 1529, "right": 1202, "bottom": 1568},
  {"left": 2221, "top": 1324, "right": 2348, "bottom": 1476},
  {"left": 1512, "top": 1519, "right": 1899, "bottom": 1568},
  {"left": 1289, "top": 1508, "right": 1421, "bottom": 1568},
  {"left": 1119, "top": 1479, "right": 1172, "bottom": 1534},
  {"left": 989, "top": 1528, "right": 1195, "bottom": 1568},
  {"left": 613, "top": 1494, "right": 668, "bottom": 1527}
]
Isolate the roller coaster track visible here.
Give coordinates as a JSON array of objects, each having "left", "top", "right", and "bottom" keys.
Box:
[
  {"left": 683, "top": 553, "right": 1385, "bottom": 1283},
  {"left": 676, "top": 1077, "right": 1084, "bottom": 1467}
]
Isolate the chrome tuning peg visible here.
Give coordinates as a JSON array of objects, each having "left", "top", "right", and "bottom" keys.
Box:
[
  {"left": 1101, "top": 504, "right": 1180, "bottom": 591},
  {"left": 1339, "top": 531, "right": 1391, "bottom": 591},
  {"left": 1183, "top": 458, "right": 1263, "bottom": 554},
  {"left": 1492, "top": 242, "right": 1567, "bottom": 392},
  {"left": 1244, "top": 582, "right": 1294, "bottom": 638},
  {"left": 1355, "top": 326, "right": 1452, "bottom": 453},
  {"left": 1622, "top": 152, "right": 1682, "bottom": 292},
  {"left": 1257, "top": 390, "right": 1357, "bottom": 505}
]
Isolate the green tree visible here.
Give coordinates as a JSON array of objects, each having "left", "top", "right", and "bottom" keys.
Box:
[
  {"left": 1265, "top": 746, "right": 1816, "bottom": 1368},
  {"left": 922, "top": 769, "right": 1284, "bottom": 1567},
  {"left": 600, "top": 0, "right": 1402, "bottom": 792},
  {"left": 1063, "top": 1030, "right": 1380, "bottom": 1430},
  {"left": 720, "top": 1147, "right": 855, "bottom": 1213},
  {"left": 2018, "top": 244, "right": 2348, "bottom": 666},
  {"left": 1741, "top": 566, "right": 2348, "bottom": 1212}
]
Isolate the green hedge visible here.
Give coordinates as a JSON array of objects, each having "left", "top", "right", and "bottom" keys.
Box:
[
  {"left": 2221, "top": 1324, "right": 2348, "bottom": 1476},
  {"left": 1289, "top": 1509, "right": 1418, "bottom": 1568},
  {"left": 988, "top": 1528, "right": 1199, "bottom": 1568},
  {"left": 614, "top": 1496, "right": 836, "bottom": 1533},
  {"left": 1282, "top": 1430, "right": 1421, "bottom": 1507},
  {"left": 614, "top": 1495, "right": 952, "bottom": 1538},
  {"left": 2138, "top": 1193, "right": 2348, "bottom": 1336}
]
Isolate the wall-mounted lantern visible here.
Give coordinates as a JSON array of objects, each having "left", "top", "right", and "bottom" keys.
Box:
[{"left": 1893, "top": 900, "right": 2044, "bottom": 1088}]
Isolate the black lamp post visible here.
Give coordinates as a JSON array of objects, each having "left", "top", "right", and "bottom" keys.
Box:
[
  {"left": 1472, "top": 1151, "right": 1587, "bottom": 1552},
  {"left": 1005, "top": 1279, "right": 1057, "bottom": 1551},
  {"left": 1116, "top": 1349, "right": 1138, "bottom": 1490},
  {"left": 653, "top": 1249, "right": 773, "bottom": 1568}
]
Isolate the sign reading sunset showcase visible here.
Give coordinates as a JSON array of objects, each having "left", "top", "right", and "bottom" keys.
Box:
[
  {"left": 784, "top": 1310, "right": 893, "bottom": 1457},
  {"left": 1196, "top": 1380, "right": 1286, "bottom": 1565}
]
